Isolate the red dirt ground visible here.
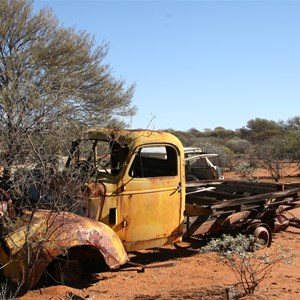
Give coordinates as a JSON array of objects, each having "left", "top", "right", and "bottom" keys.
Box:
[{"left": 19, "top": 169, "right": 300, "bottom": 300}]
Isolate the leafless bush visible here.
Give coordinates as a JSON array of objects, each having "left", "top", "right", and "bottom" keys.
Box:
[
  {"left": 201, "top": 234, "right": 295, "bottom": 297},
  {"left": 0, "top": 280, "right": 21, "bottom": 300}
]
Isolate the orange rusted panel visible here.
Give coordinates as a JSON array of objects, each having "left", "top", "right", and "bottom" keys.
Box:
[
  {"left": 1, "top": 210, "right": 128, "bottom": 290},
  {"left": 222, "top": 211, "right": 251, "bottom": 226}
]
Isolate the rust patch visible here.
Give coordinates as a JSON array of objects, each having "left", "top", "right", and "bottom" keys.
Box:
[
  {"left": 1, "top": 210, "right": 128, "bottom": 290},
  {"left": 84, "top": 182, "right": 106, "bottom": 198}
]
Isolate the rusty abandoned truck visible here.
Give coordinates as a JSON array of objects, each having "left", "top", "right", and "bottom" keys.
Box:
[{"left": 0, "top": 128, "right": 300, "bottom": 291}]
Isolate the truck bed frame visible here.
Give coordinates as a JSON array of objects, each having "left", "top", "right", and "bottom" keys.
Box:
[{"left": 184, "top": 180, "right": 300, "bottom": 243}]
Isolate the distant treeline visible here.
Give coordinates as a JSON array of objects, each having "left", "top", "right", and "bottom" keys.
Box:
[{"left": 167, "top": 116, "right": 300, "bottom": 181}]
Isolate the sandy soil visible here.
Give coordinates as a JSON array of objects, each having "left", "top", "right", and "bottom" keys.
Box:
[{"left": 19, "top": 171, "right": 300, "bottom": 300}]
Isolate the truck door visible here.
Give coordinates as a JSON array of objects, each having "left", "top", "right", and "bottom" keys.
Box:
[{"left": 120, "top": 144, "right": 184, "bottom": 252}]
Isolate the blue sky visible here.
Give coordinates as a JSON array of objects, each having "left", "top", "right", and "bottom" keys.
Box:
[{"left": 34, "top": 0, "right": 300, "bottom": 131}]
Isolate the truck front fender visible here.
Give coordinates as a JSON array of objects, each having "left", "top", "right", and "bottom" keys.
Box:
[{"left": 0, "top": 210, "right": 128, "bottom": 290}]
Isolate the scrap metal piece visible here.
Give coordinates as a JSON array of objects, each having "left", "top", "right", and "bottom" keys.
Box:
[{"left": 0, "top": 210, "right": 128, "bottom": 290}]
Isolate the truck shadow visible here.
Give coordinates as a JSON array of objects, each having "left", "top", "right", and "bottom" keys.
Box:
[{"left": 120, "top": 237, "right": 207, "bottom": 271}]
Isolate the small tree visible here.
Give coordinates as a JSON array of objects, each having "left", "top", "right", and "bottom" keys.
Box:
[
  {"left": 0, "top": 0, "right": 137, "bottom": 231},
  {"left": 0, "top": 1, "right": 136, "bottom": 291},
  {"left": 283, "top": 130, "right": 300, "bottom": 161},
  {"left": 0, "top": 0, "right": 136, "bottom": 171},
  {"left": 225, "top": 138, "right": 252, "bottom": 155},
  {"left": 255, "top": 138, "right": 291, "bottom": 182},
  {"left": 240, "top": 118, "right": 283, "bottom": 144}
]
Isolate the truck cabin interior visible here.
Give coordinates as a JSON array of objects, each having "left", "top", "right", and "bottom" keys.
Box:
[
  {"left": 67, "top": 139, "right": 179, "bottom": 181},
  {"left": 66, "top": 138, "right": 129, "bottom": 176},
  {"left": 129, "top": 145, "right": 178, "bottom": 178}
]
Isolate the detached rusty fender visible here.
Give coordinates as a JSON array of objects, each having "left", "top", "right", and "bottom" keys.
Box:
[{"left": 0, "top": 210, "right": 128, "bottom": 290}]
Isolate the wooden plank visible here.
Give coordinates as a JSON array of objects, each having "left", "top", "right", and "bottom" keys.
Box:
[
  {"left": 186, "top": 186, "right": 216, "bottom": 195},
  {"left": 186, "top": 180, "right": 223, "bottom": 188},
  {"left": 214, "top": 181, "right": 277, "bottom": 194},
  {"left": 186, "top": 194, "right": 221, "bottom": 205},
  {"left": 211, "top": 187, "right": 300, "bottom": 210},
  {"left": 185, "top": 203, "right": 212, "bottom": 217},
  {"left": 200, "top": 190, "right": 245, "bottom": 200}
]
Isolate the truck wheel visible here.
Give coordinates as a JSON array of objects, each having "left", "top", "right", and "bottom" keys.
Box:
[
  {"left": 52, "top": 259, "right": 83, "bottom": 286},
  {"left": 253, "top": 225, "right": 272, "bottom": 247}
]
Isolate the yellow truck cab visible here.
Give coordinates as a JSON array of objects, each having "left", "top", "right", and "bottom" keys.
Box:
[{"left": 71, "top": 128, "right": 186, "bottom": 252}]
